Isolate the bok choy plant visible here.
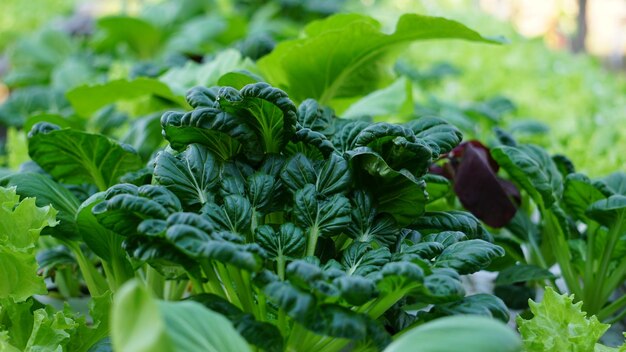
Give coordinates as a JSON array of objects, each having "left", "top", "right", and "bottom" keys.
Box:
[{"left": 87, "top": 82, "right": 507, "bottom": 351}]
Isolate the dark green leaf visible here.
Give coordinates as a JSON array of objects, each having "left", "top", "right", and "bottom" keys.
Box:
[
  {"left": 153, "top": 144, "right": 220, "bottom": 209},
  {"left": 491, "top": 144, "right": 563, "bottom": 208},
  {"left": 434, "top": 239, "right": 504, "bottom": 274}
]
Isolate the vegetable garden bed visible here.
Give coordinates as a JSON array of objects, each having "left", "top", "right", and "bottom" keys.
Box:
[{"left": 0, "top": 1, "right": 624, "bottom": 351}]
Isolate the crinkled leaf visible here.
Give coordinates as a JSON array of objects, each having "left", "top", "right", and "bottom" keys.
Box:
[
  {"left": 202, "top": 195, "right": 253, "bottom": 235},
  {"left": 161, "top": 107, "right": 257, "bottom": 161},
  {"left": 255, "top": 223, "right": 305, "bottom": 261},
  {"left": 0, "top": 187, "right": 57, "bottom": 302},
  {"left": 491, "top": 144, "right": 563, "bottom": 208},
  {"left": 425, "top": 294, "right": 509, "bottom": 323},
  {"left": 216, "top": 82, "right": 297, "bottom": 154},
  {"left": 341, "top": 243, "right": 391, "bottom": 277},
  {"left": 345, "top": 190, "right": 398, "bottom": 245},
  {"left": 411, "top": 211, "right": 491, "bottom": 241},
  {"left": 434, "top": 239, "right": 504, "bottom": 275},
  {"left": 293, "top": 184, "right": 351, "bottom": 236},
  {"left": 153, "top": 144, "right": 220, "bottom": 209},
  {"left": 92, "top": 184, "right": 182, "bottom": 237},
  {"left": 405, "top": 116, "right": 462, "bottom": 155}
]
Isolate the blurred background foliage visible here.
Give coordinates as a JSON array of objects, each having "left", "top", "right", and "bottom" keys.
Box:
[{"left": 0, "top": 0, "right": 624, "bottom": 176}]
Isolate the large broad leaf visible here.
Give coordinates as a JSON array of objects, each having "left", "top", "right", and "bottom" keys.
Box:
[
  {"left": 66, "top": 78, "right": 188, "bottom": 117},
  {"left": 384, "top": 315, "right": 521, "bottom": 352},
  {"left": 491, "top": 144, "right": 563, "bottom": 208},
  {"left": 111, "top": 280, "right": 250, "bottom": 352},
  {"left": 434, "top": 239, "right": 504, "bottom": 275},
  {"left": 424, "top": 294, "right": 510, "bottom": 323},
  {"left": 0, "top": 172, "right": 81, "bottom": 240},
  {"left": 0, "top": 186, "right": 57, "bottom": 302},
  {"left": 27, "top": 123, "right": 142, "bottom": 191},
  {"left": 258, "top": 13, "right": 500, "bottom": 104},
  {"left": 93, "top": 16, "right": 162, "bottom": 58},
  {"left": 188, "top": 293, "right": 284, "bottom": 352},
  {"left": 153, "top": 144, "right": 221, "bottom": 209}
]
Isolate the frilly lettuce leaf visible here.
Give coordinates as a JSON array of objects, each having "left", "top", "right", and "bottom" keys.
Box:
[
  {"left": 0, "top": 186, "right": 58, "bottom": 302},
  {"left": 517, "top": 287, "right": 610, "bottom": 352}
]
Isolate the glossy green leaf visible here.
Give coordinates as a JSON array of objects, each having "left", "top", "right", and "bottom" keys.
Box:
[
  {"left": 161, "top": 107, "right": 258, "bottom": 161},
  {"left": 422, "top": 231, "right": 467, "bottom": 247},
  {"left": 434, "top": 239, "right": 504, "bottom": 274},
  {"left": 28, "top": 123, "right": 142, "bottom": 191},
  {"left": 491, "top": 144, "right": 563, "bottom": 208},
  {"left": 153, "top": 144, "right": 221, "bottom": 209},
  {"left": 92, "top": 184, "right": 182, "bottom": 237},
  {"left": 259, "top": 13, "right": 500, "bottom": 104},
  {"left": 405, "top": 116, "right": 463, "bottom": 155},
  {"left": 255, "top": 223, "right": 305, "bottom": 261},
  {"left": 425, "top": 294, "right": 510, "bottom": 323},
  {"left": 293, "top": 184, "right": 351, "bottom": 236},
  {"left": 202, "top": 195, "right": 253, "bottom": 235},
  {"left": 165, "top": 221, "right": 263, "bottom": 272},
  {"left": 345, "top": 190, "right": 399, "bottom": 245},
  {"left": 411, "top": 211, "right": 491, "bottom": 241},
  {"left": 385, "top": 315, "right": 521, "bottom": 352},
  {"left": 341, "top": 243, "right": 391, "bottom": 277},
  {"left": 297, "top": 99, "right": 334, "bottom": 134},
  {"left": 112, "top": 280, "right": 250, "bottom": 352}
]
